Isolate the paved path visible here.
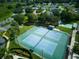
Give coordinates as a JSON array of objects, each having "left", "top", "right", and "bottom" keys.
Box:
[
  {"left": 73, "top": 53, "right": 79, "bottom": 59},
  {"left": 2, "top": 32, "right": 10, "bottom": 55},
  {"left": 6, "top": 40, "right": 10, "bottom": 52},
  {"left": 68, "top": 29, "right": 77, "bottom": 59},
  {"left": 70, "top": 30, "right": 77, "bottom": 49}
]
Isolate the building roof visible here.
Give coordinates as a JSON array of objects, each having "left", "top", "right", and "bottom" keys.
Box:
[
  {"left": 16, "top": 26, "right": 69, "bottom": 59},
  {"left": 0, "top": 25, "right": 11, "bottom": 32},
  {"left": 0, "top": 36, "right": 5, "bottom": 45}
]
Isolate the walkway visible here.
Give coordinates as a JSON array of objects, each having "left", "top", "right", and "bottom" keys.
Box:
[
  {"left": 2, "top": 32, "right": 10, "bottom": 56},
  {"left": 68, "top": 29, "right": 77, "bottom": 59},
  {"left": 70, "top": 30, "right": 77, "bottom": 49}
]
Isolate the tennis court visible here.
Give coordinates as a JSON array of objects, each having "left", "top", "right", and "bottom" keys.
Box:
[{"left": 16, "top": 26, "right": 69, "bottom": 59}]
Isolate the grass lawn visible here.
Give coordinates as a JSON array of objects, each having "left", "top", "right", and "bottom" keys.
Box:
[
  {"left": 9, "top": 39, "right": 21, "bottom": 49},
  {"left": 57, "top": 26, "right": 72, "bottom": 34},
  {"left": 73, "top": 43, "right": 79, "bottom": 54},
  {"left": 73, "top": 33, "right": 79, "bottom": 54},
  {"left": 19, "top": 25, "right": 33, "bottom": 34},
  {"left": 9, "top": 25, "right": 33, "bottom": 48},
  {"left": 75, "top": 33, "right": 79, "bottom": 42},
  {"left": 73, "top": 27, "right": 79, "bottom": 54}
]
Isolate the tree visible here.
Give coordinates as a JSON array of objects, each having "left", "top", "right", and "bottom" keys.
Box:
[
  {"left": 0, "top": 48, "right": 6, "bottom": 58},
  {"left": 13, "top": 3, "right": 23, "bottom": 13},
  {"left": 37, "top": 13, "right": 46, "bottom": 25},
  {"left": 27, "top": 13, "right": 38, "bottom": 24},
  {"left": 25, "top": 7, "right": 33, "bottom": 13},
  {"left": 60, "top": 9, "right": 72, "bottom": 23},
  {"left": 73, "top": 43, "right": 79, "bottom": 54},
  {"left": 51, "top": 16, "right": 60, "bottom": 26},
  {"left": 7, "top": 5, "right": 13, "bottom": 9},
  {"left": 4, "top": 55, "right": 13, "bottom": 59},
  {"left": 9, "top": 21, "right": 19, "bottom": 40},
  {"left": 60, "top": 6, "right": 79, "bottom": 23},
  {"left": 0, "top": 0, "right": 5, "bottom": 3},
  {"left": 13, "top": 14, "right": 24, "bottom": 25},
  {"left": 15, "top": 3, "right": 22, "bottom": 8},
  {"left": 73, "top": 13, "right": 79, "bottom": 21},
  {"left": 52, "top": 9, "right": 60, "bottom": 16},
  {"left": 13, "top": 8, "right": 23, "bottom": 13},
  {"left": 75, "top": 2, "right": 79, "bottom": 8},
  {"left": 37, "top": 12, "right": 60, "bottom": 26}
]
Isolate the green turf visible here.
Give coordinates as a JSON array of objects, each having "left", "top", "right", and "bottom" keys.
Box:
[
  {"left": 19, "top": 26, "right": 33, "bottom": 34},
  {"left": 9, "top": 25, "right": 33, "bottom": 49},
  {"left": 57, "top": 26, "right": 72, "bottom": 34},
  {"left": 75, "top": 33, "right": 79, "bottom": 42}
]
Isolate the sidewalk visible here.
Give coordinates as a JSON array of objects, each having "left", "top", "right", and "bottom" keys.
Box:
[{"left": 68, "top": 29, "right": 77, "bottom": 59}]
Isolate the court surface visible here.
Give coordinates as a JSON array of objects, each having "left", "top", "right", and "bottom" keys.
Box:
[{"left": 16, "top": 26, "right": 69, "bottom": 59}]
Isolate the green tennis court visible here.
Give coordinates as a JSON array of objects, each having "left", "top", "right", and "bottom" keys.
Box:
[{"left": 16, "top": 26, "right": 69, "bottom": 59}]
